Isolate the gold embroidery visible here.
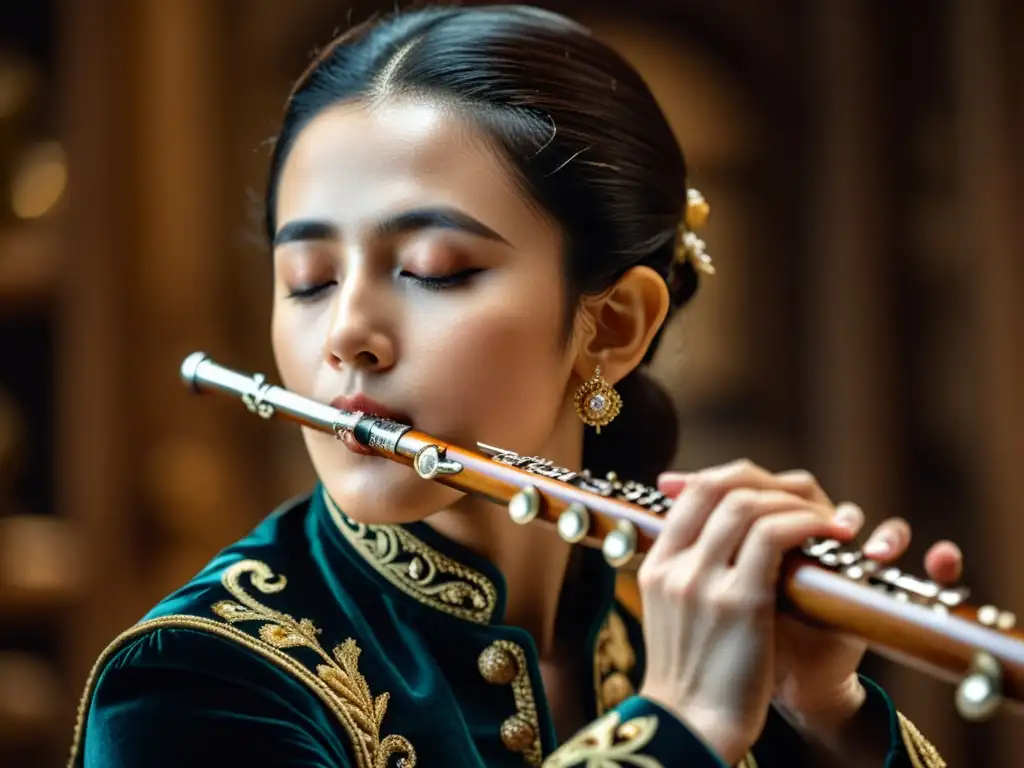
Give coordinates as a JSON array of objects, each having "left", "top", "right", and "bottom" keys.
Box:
[
  {"left": 212, "top": 559, "right": 415, "bottom": 768},
  {"left": 543, "top": 711, "right": 662, "bottom": 768},
  {"left": 485, "top": 640, "right": 543, "bottom": 766},
  {"left": 594, "top": 610, "right": 637, "bottom": 715},
  {"left": 324, "top": 490, "right": 498, "bottom": 624},
  {"left": 898, "top": 712, "right": 946, "bottom": 768},
  {"left": 67, "top": 615, "right": 414, "bottom": 768},
  {"left": 67, "top": 560, "right": 416, "bottom": 768}
]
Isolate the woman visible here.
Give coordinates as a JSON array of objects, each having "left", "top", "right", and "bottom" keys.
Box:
[{"left": 69, "top": 5, "right": 958, "bottom": 767}]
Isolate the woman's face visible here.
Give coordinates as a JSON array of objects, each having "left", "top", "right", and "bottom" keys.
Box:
[{"left": 271, "top": 99, "right": 577, "bottom": 523}]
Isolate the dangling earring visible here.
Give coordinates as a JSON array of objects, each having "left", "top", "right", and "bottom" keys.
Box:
[{"left": 574, "top": 366, "right": 622, "bottom": 434}]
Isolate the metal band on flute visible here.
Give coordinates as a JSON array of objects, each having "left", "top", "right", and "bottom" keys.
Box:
[{"left": 180, "top": 351, "right": 1024, "bottom": 723}]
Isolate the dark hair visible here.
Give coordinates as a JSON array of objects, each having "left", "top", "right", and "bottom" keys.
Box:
[{"left": 265, "top": 4, "right": 701, "bottom": 485}]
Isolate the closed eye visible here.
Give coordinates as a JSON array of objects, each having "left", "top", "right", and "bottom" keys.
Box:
[
  {"left": 400, "top": 268, "right": 484, "bottom": 291},
  {"left": 286, "top": 282, "right": 336, "bottom": 301}
]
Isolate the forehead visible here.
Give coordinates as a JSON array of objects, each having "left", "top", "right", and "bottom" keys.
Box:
[{"left": 275, "top": 98, "right": 544, "bottom": 237}]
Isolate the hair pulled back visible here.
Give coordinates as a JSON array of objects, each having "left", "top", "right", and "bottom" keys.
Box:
[{"left": 265, "top": 4, "right": 701, "bottom": 485}]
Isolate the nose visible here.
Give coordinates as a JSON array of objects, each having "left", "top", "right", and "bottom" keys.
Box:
[{"left": 323, "top": 274, "right": 396, "bottom": 373}]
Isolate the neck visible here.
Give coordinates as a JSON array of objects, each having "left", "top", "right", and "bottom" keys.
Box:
[{"left": 424, "top": 419, "right": 583, "bottom": 659}]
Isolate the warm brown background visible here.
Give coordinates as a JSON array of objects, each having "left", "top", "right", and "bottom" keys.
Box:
[{"left": 1, "top": 1, "right": 1021, "bottom": 766}]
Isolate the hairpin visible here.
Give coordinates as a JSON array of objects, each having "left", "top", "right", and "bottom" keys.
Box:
[{"left": 674, "top": 188, "right": 715, "bottom": 276}]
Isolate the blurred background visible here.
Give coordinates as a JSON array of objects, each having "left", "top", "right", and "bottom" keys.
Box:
[{"left": 0, "top": 0, "right": 1021, "bottom": 765}]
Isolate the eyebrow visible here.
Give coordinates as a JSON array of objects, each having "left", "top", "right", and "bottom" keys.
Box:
[{"left": 273, "top": 206, "right": 509, "bottom": 248}]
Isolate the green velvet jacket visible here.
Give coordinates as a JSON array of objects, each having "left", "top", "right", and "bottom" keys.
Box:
[{"left": 69, "top": 487, "right": 944, "bottom": 767}]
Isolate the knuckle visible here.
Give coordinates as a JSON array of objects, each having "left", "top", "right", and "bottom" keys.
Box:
[
  {"left": 710, "top": 586, "right": 769, "bottom": 616},
  {"left": 749, "top": 515, "right": 786, "bottom": 547},
  {"left": 785, "top": 469, "right": 819, "bottom": 491},
  {"left": 680, "top": 473, "right": 713, "bottom": 497},
  {"left": 721, "top": 488, "right": 762, "bottom": 521},
  {"left": 727, "top": 458, "right": 758, "bottom": 475},
  {"left": 636, "top": 561, "right": 662, "bottom": 592}
]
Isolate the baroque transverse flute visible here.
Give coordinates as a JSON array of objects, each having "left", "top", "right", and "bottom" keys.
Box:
[{"left": 180, "top": 351, "right": 1024, "bottom": 722}]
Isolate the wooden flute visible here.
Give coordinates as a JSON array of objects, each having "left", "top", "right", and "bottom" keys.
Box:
[{"left": 179, "top": 351, "right": 1024, "bottom": 722}]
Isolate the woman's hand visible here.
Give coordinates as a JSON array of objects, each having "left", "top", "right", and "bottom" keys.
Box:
[{"left": 635, "top": 460, "right": 964, "bottom": 763}]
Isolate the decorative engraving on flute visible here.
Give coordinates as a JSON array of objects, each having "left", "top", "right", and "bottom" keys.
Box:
[
  {"left": 478, "top": 445, "right": 672, "bottom": 515},
  {"left": 241, "top": 374, "right": 275, "bottom": 419},
  {"left": 412, "top": 445, "right": 463, "bottom": 480},
  {"left": 801, "top": 539, "right": 970, "bottom": 609},
  {"left": 333, "top": 411, "right": 364, "bottom": 439},
  {"left": 365, "top": 418, "right": 411, "bottom": 453}
]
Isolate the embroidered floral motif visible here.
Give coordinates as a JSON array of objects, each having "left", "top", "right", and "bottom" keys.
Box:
[
  {"left": 543, "top": 711, "right": 662, "bottom": 768},
  {"left": 324, "top": 490, "right": 498, "bottom": 623},
  {"left": 898, "top": 712, "right": 946, "bottom": 768},
  {"left": 594, "top": 610, "right": 637, "bottom": 714},
  {"left": 212, "top": 559, "right": 416, "bottom": 768}
]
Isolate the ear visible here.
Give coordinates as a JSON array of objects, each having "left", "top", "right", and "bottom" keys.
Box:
[{"left": 573, "top": 265, "right": 670, "bottom": 385}]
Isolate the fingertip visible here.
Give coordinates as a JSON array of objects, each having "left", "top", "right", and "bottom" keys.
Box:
[
  {"left": 833, "top": 503, "right": 864, "bottom": 535},
  {"left": 925, "top": 540, "right": 964, "bottom": 584},
  {"left": 656, "top": 472, "right": 689, "bottom": 494}
]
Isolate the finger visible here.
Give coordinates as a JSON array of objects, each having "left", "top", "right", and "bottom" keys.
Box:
[
  {"left": 656, "top": 472, "right": 689, "bottom": 499},
  {"left": 651, "top": 460, "right": 825, "bottom": 562},
  {"left": 736, "top": 511, "right": 854, "bottom": 589},
  {"left": 697, "top": 489, "right": 833, "bottom": 567},
  {"left": 862, "top": 517, "right": 912, "bottom": 561},
  {"left": 649, "top": 461, "right": 767, "bottom": 561},
  {"left": 774, "top": 469, "right": 833, "bottom": 506},
  {"left": 924, "top": 540, "right": 963, "bottom": 585},
  {"left": 658, "top": 465, "right": 831, "bottom": 505},
  {"left": 832, "top": 502, "right": 865, "bottom": 536}
]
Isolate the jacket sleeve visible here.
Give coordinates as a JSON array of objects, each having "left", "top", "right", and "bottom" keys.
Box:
[
  {"left": 542, "top": 695, "right": 732, "bottom": 768},
  {"left": 76, "top": 627, "right": 354, "bottom": 768},
  {"left": 541, "top": 677, "right": 946, "bottom": 768}
]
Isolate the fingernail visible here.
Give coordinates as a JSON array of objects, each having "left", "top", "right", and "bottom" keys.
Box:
[
  {"left": 863, "top": 538, "right": 892, "bottom": 557},
  {"left": 833, "top": 509, "right": 859, "bottom": 531}
]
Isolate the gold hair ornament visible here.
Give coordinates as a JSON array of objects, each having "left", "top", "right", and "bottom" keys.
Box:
[
  {"left": 574, "top": 367, "right": 621, "bottom": 434},
  {"left": 674, "top": 188, "right": 715, "bottom": 276}
]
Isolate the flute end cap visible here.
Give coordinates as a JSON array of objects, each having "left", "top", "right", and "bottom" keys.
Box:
[{"left": 180, "top": 351, "right": 209, "bottom": 391}]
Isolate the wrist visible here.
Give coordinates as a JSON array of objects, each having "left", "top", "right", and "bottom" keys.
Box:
[
  {"left": 638, "top": 687, "right": 752, "bottom": 765},
  {"left": 784, "top": 674, "right": 867, "bottom": 736}
]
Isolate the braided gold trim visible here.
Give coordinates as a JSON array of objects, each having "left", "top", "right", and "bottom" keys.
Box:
[
  {"left": 898, "top": 712, "right": 946, "bottom": 768},
  {"left": 323, "top": 490, "right": 498, "bottom": 623}
]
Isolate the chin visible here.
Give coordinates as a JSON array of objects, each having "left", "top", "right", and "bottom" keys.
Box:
[{"left": 305, "top": 431, "right": 464, "bottom": 525}]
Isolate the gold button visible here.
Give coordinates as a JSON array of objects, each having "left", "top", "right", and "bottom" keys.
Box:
[
  {"left": 478, "top": 643, "right": 518, "bottom": 685},
  {"left": 500, "top": 715, "right": 535, "bottom": 753},
  {"left": 601, "top": 672, "right": 635, "bottom": 709}
]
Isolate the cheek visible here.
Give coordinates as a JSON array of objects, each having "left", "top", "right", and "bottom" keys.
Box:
[
  {"left": 409, "top": 285, "right": 570, "bottom": 450},
  {"left": 271, "top": 303, "right": 327, "bottom": 395}
]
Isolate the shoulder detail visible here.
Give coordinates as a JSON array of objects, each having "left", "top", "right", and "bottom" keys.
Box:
[
  {"left": 323, "top": 490, "right": 498, "bottom": 623},
  {"left": 70, "top": 559, "right": 416, "bottom": 768},
  {"left": 897, "top": 712, "right": 946, "bottom": 768}
]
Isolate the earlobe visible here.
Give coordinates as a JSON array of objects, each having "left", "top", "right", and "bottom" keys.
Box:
[{"left": 574, "top": 266, "right": 670, "bottom": 385}]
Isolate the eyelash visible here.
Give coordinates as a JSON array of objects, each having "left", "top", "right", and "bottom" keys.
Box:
[
  {"left": 286, "top": 269, "right": 483, "bottom": 301},
  {"left": 400, "top": 268, "right": 483, "bottom": 291}
]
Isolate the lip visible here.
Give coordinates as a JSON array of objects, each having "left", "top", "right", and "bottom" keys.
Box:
[{"left": 330, "top": 394, "right": 413, "bottom": 426}]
